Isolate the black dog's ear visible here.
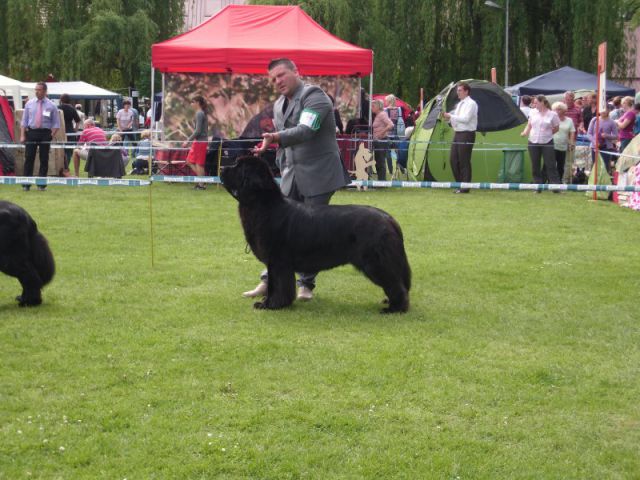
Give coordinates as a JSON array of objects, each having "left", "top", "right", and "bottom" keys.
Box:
[
  {"left": 241, "top": 161, "right": 276, "bottom": 191},
  {"left": 233, "top": 156, "right": 281, "bottom": 201}
]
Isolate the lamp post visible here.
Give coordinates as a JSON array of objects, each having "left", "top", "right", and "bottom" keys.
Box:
[{"left": 485, "top": 0, "right": 509, "bottom": 87}]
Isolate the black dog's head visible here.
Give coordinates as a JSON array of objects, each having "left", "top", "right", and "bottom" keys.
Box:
[
  {"left": 221, "top": 155, "right": 282, "bottom": 204},
  {"left": 572, "top": 167, "right": 587, "bottom": 185}
]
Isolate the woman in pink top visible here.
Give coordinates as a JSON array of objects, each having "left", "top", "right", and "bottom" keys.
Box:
[
  {"left": 371, "top": 99, "right": 394, "bottom": 180},
  {"left": 521, "top": 94, "right": 561, "bottom": 188},
  {"left": 615, "top": 96, "right": 636, "bottom": 153}
]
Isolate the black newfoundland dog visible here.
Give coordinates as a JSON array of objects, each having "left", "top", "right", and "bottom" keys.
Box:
[
  {"left": 221, "top": 156, "right": 411, "bottom": 313},
  {"left": 0, "top": 201, "right": 55, "bottom": 306}
]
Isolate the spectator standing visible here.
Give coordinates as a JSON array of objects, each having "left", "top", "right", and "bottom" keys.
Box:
[
  {"left": 562, "top": 91, "right": 583, "bottom": 183},
  {"left": 587, "top": 110, "right": 618, "bottom": 175},
  {"left": 563, "top": 92, "right": 583, "bottom": 132},
  {"left": 443, "top": 82, "right": 478, "bottom": 194},
  {"left": 633, "top": 103, "right": 640, "bottom": 136},
  {"left": 384, "top": 94, "right": 405, "bottom": 136},
  {"left": 521, "top": 95, "right": 561, "bottom": 190},
  {"left": 57, "top": 93, "right": 80, "bottom": 176},
  {"left": 371, "top": 99, "right": 394, "bottom": 180},
  {"left": 71, "top": 118, "right": 108, "bottom": 177},
  {"left": 582, "top": 93, "right": 598, "bottom": 135},
  {"left": 181, "top": 95, "right": 209, "bottom": 190},
  {"left": 552, "top": 102, "right": 576, "bottom": 182},
  {"left": 20, "top": 82, "right": 60, "bottom": 191},
  {"left": 610, "top": 96, "right": 624, "bottom": 121},
  {"left": 520, "top": 95, "right": 532, "bottom": 118},
  {"left": 615, "top": 96, "right": 636, "bottom": 153},
  {"left": 384, "top": 94, "right": 406, "bottom": 174},
  {"left": 75, "top": 104, "right": 85, "bottom": 130},
  {"left": 116, "top": 99, "right": 136, "bottom": 145}
]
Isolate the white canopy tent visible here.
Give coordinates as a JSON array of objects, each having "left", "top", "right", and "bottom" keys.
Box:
[
  {"left": 1, "top": 77, "right": 120, "bottom": 105},
  {"left": 0, "top": 74, "right": 34, "bottom": 108},
  {"left": 44, "top": 81, "right": 121, "bottom": 100}
]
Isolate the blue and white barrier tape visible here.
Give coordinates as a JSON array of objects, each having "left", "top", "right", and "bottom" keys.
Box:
[
  {"left": 151, "top": 175, "right": 221, "bottom": 184},
  {"left": 0, "top": 176, "right": 151, "bottom": 187},
  {"left": 350, "top": 180, "right": 640, "bottom": 192},
  {"left": 3, "top": 175, "right": 640, "bottom": 192},
  {"left": 150, "top": 175, "right": 640, "bottom": 192}
]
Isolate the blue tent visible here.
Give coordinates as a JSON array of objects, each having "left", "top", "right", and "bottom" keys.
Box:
[{"left": 507, "top": 66, "right": 634, "bottom": 98}]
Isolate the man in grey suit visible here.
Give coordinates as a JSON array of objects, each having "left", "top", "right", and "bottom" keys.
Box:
[{"left": 243, "top": 58, "right": 349, "bottom": 301}]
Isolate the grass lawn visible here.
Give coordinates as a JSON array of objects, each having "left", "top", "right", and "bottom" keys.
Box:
[{"left": 1, "top": 182, "right": 639, "bottom": 479}]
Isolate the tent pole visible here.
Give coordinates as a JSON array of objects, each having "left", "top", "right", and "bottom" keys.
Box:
[
  {"left": 161, "top": 73, "right": 166, "bottom": 141},
  {"left": 150, "top": 66, "right": 155, "bottom": 140},
  {"left": 368, "top": 70, "right": 373, "bottom": 151},
  {"left": 149, "top": 65, "right": 156, "bottom": 269}
]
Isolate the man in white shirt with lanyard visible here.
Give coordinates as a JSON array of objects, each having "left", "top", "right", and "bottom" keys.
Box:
[{"left": 443, "top": 82, "right": 478, "bottom": 193}]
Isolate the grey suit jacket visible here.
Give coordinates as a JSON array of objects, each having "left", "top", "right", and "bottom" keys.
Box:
[{"left": 274, "top": 83, "right": 348, "bottom": 197}]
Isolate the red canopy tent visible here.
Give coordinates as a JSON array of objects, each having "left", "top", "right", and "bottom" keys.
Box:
[
  {"left": 151, "top": 5, "right": 373, "bottom": 77},
  {"left": 150, "top": 5, "right": 374, "bottom": 156}
]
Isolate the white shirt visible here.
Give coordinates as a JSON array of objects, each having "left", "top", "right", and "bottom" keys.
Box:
[
  {"left": 553, "top": 117, "right": 576, "bottom": 151},
  {"left": 520, "top": 106, "right": 532, "bottom": 118},
  {"left": 528, "top": 109, "right": 560, "bottom": 144},
  {"left": 448, "top": 96, "right": 478, "bottom": 132}
]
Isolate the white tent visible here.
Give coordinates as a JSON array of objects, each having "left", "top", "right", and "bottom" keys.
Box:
[
  {"left": 0, "top": 74, "right": 34, "bottom": 108},
  {"left": 0, "top": 77, "right": 121, "bottom": 106},
  {"left": 44, "top": 81, "right": 121, "bottom": 100}
]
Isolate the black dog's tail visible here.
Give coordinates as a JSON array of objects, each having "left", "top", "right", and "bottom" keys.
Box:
[{"left": 31, "top": 230, "right": 55, "bottom": 286}]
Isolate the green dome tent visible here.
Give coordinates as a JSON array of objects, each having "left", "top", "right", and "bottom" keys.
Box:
[{"left": 408, "top": 79, "right": 532, "bottom": 182}]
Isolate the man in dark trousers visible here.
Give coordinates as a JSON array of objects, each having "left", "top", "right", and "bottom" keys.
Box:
[
  {"left": 245, "top": 57, "right": 349, "bottom": 301},
  {"left": 20, "top": 82, "right": 60, "bottom": 191},
  {"left": 57, "top": 93, "right": 80, "bottom": 176},
  {"left": 443, "top": 82, "right": 478, "bottom": 194}
]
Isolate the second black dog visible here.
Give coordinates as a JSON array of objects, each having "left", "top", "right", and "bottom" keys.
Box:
[{"left": 0, "top": 201, "right": 55, "bottom": 306}]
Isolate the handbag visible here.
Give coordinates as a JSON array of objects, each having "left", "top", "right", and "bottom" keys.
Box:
[{"left": 396, "top": 109, "right": 406, "bottom": 138}]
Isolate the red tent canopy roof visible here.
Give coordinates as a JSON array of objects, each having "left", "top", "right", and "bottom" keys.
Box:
[{"left": 152, "top": 5, "right": 373, "bottom": 77}]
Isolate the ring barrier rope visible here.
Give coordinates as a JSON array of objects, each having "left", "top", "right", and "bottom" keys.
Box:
[
  {"left": 0, "top": 176, "right": 150, "bottom": 187},
  {"left": 2, "top": 138, "right": 640, "bottom": 158},
  {"left": 147, "top": 175, "right": 640, "bottom": 192},
  {"left": 2, "top": 137, "right": 640, "bottom": 191},
  {"left": 4, "top": 174, "right": 637, "bottom": 192}
]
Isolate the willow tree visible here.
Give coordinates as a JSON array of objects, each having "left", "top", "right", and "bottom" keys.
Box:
[
  {"left": 252, "top": 0, "right": 632, "bottom": 105},
  {"left": 0, "top": 0, "right": 183, "bottom": 96}
]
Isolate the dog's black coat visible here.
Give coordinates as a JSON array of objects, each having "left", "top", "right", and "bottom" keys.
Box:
[
  {"left": 221, "top": 156, "right": 411, "bottom": 313},
  {"left": 0, "top": 201, "right": 55, "bottom": 306}
]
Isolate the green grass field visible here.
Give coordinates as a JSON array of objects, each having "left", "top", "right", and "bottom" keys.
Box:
[{"left": 1, "top": 183, "right": 639, "bottom": 479}]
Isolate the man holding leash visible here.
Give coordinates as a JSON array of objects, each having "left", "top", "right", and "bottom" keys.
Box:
[{"left": 245, "top": 57, "right": 349, "bottom": 301}]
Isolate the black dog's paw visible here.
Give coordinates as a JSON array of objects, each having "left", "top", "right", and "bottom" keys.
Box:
[
  {"left": 381, "top": 301, "right": 409, "bottom": 314},
  {"left": 253, "top": 298, "right": 289, "bottom": 310},
  {"left": 381, "top": 307, "right": 406, "bottom": 314},
  {"left": 254, "top": 300, "right": 269, "bottom": 309},
  {"left": 16, "top": 295, "right": 42, "bottom": 307}
]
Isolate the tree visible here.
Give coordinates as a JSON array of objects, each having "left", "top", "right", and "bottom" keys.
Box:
[
  {"left": 0, "top": 0, "right": 183, "bottom": 96},
  {"left": 250, "top": 0, "right": 634, "bottom": 106}
]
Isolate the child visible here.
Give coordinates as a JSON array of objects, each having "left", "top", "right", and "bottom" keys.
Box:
[
  {"left": 109, "top": 133, "right": 129, "bottom": 169},
  {"left": 131, "top": 129, "right": 152, "bottom": 174}
]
